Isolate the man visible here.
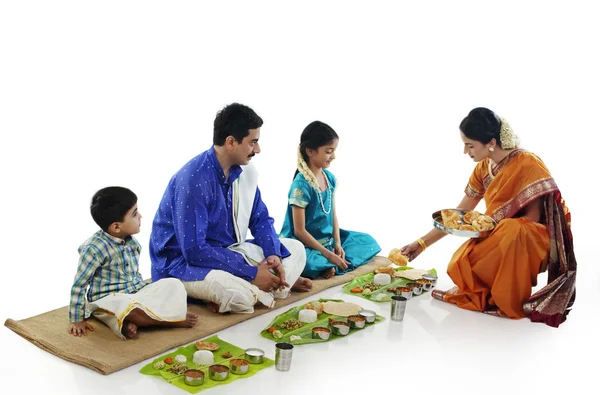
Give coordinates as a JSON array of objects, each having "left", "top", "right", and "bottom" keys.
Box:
[{"left": 150, "top": 103, "right": 312, "bottom": 313}]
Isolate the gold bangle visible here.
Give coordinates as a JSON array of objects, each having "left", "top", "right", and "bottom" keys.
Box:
[{"left": 417, "top": 238, "right": 427, "bottom": 251}]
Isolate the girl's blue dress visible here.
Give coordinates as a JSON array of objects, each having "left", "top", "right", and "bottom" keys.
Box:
[{"left": 280, "top": 169, "right": 381, "bottom": 279}]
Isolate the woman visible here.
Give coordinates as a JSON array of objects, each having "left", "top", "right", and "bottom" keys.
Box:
[{"left": 401, "top": 107, "right": 576, "bottom": 327}]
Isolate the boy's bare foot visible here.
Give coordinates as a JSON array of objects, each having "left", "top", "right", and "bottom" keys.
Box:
[
  {"left": 291, "top": 277, "right": 312, "bottom": 292},
  {"left": 122, "top": 321, "right": 138, "bottom": 339},
  {"left": 178, "top": 312, "right": 199, "bottom": 328},
  {"left": 321, "top": 268, "right": 336, "bottom": 279},
  {"left": 206, "top": 302, "right": 220, "bottom": 314},
  {"left": 165, "top": 312, "right": 200, "bottom": 329}
]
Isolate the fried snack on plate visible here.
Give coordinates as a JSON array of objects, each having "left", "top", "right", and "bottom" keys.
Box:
[
  {"left": 388, "top": 248, "right": 408, "bottom": 266},
  {"left": 472, "top": 215, "right": 495, "bottom": 231},
  {"left": 441, "top": 209, "right": 461, "bottom": 229},
  {"left": 195, "top": 341, "right": 219, "bottom": 351},
  {"left": 462, "top": 211, "right": 481, "bottom": 224},
  {"left": 375, "top": 266, "right": 396, "bottom": 276},
  {"left": 303, "top": 300, "right": 324, "bottom": 315}
]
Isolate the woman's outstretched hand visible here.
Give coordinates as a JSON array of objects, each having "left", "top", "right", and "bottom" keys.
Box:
[{"left": 400, "top": 241, "right": 423, "bottom": 262}]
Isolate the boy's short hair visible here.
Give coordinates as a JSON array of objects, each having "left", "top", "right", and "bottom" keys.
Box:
[
  {"left": 213, "top": 103, "right": 263, "bottom": 146},
  {"left": 91, "top": 186, "right": 137, "bottom": 232}
]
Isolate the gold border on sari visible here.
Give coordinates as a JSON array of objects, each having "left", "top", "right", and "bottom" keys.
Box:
[
  {"left": 483, "top": 149, "right": 526, "bottom": 189},
  {"left": 491, "top": 177, "right": 558, "bottom": 221},
  {"left": 465, "top": 184, "right": 484, "bottom": 199}
]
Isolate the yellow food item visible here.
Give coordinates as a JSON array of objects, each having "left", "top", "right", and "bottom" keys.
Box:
[
  {"left": 462, "top": 211, "right": 481, "bottom": 224},
  {"left": 472, "top": 215, "right": 495, "bottom": 231},
  {"left": 303, "top": 300, "right": 324, "bottom": 315},
  {"left": 388, "top": 248, "right": 408, "bottom": 266},
  {"left": 375, "top": 266, "right": 395, "bottom": 276},
  {"left": 441, "top": 209, "right": 461, "bottom": 229},
  {"left": 195, "top": 341, "right": 219, "bottom": 351}
]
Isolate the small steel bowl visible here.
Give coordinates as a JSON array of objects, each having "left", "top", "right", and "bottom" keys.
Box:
[
  {"left": 208, "top": 364, "right": 230, "bottom": 381},
  {"left": 244, "top": 348, "right": 265, "bottom": 364},
  {"left": 229, "top": 358, "right": 250, "bottom": 375},
  {"left": 422, "top": 274, "right": 438, "bottom": 286},
  {"left": 330, "top": 321, "right": 350, "bottom": 336},
  {"left": 347, "top": 315, "right": 366, "bottom": 329},
  {"left": 358, "top": 310, "right": 377, "bottom": 324},
  {"left": 184, "top": 369, "right": 205, "bottom": 386},
  {"left": 406, "top": 282, "right": 423, "bottom": 295},
  {"left": 312, "top": 327, "right": 331, "bottom": 340},
  {"left": 397, "top": 286, "right": 413, "bottom": 300},
  {"left": 417, "top": 279, "right": 433, "bottom": 291}
]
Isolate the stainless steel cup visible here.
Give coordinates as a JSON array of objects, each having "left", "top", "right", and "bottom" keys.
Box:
[
  {"left": 275, "top": 342, "right": 294, "bottom": 372},
  {"left": 390, "top": 296, "right": 407, "bottom": 321}
]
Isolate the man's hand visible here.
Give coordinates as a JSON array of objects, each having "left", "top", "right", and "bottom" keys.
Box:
[
  {"left": 68, "top": 321, "right": 94, "bottom": 337},
  {"left": 251, "top": 263, "right": 282, "bottom": 292},
  {"left": 264, "top": 255, "right": 289, "bottom": 290}
]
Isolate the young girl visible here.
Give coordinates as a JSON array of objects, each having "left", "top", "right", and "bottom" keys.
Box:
[{"left": 279, "top": 121, "right": 381, "bottom": 279}]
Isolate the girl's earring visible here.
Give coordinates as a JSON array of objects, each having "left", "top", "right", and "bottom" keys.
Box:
[{"left": 489, "top": 147, "right": 495, "bottom": 152}]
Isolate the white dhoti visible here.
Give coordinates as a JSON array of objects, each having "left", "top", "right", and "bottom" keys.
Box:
[
  {"left": 182, "top": 238, "right": 306, "bottom": 314},
  {"left": 90, "top": 278, "right": 188, "bottom": 339}
]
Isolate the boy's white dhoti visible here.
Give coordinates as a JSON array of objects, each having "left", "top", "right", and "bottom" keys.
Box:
[
  {"left": 183, "top": 163, "right": 307, "bottom": 313},
  {"left": 90, "top": 278, "right": 188, "bottom": 340}
]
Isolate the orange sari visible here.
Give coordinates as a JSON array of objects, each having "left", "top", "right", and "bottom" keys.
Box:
[{"left": 433, "top": 150, "right": 577, "bottom": 327}]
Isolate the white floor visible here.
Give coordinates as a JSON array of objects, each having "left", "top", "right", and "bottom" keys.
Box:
[
  {"left": 3, "top": 242, "right": 598, "bottom": 395},
  {"left": 2, "top": 2, "right": 599, "bottom": 395}
]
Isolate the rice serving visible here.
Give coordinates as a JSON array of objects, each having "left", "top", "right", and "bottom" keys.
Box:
[
  {"left": 373, "top": 273, "right": 391, "bottom": 285},
  {"left": 193, "top": 350, "right": 215, "bottom": 366},
  {"left": 298, "top": 309, "right": 318, "bottom": 323}
]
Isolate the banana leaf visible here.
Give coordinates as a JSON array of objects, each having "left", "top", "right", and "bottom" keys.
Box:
[
  {"left": 342, "top": 267, "right": 437, "bottom": 302},
  {"left": 140, "top": 335, "right": 274, "bottom": 393},
  {"left": 261, "top": 299, "right": 384, "bottom": 345}
]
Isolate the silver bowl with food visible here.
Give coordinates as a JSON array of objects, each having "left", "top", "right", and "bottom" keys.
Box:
[
  {"left": 229, "top": 358, "right": 250, "bottom": 375},
  {"left": 208, "top": 364, "right": 230, "bottom": 381},
  {"left": 432, "top": 209, "right": 496, "bottom": 238},
  {"left": 406, "top": 282, "right": 423, "bottom": 295},
  {"left": 421, "top": 273, "right": 438, "bottom": 286},
  {"left": 183, "top": 369, "right": 205, "bottom": 386},
  {"left": 244, "top": 348, "right": 265, "bottom": 364},
  {"left": 347, "top": 315, "right": 366, "bottom": 329},
  {"left": 358, "top": 310, "right": 377, "bottom": 324},
  {"left": 312, "top": 327, "right": 331, "bottom": 340},
  {"left": 396, "top": 286, "right": 413, "bottom": 299},
  {"left": 416, "top": 278, "right": 434, "bottom": 291},
  {"left": 330, "top": 320, "right": 350, "bottom": 336}
]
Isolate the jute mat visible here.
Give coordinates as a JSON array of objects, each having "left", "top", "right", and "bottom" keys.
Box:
[{"left": 4, "top": 256, "right": 389, "bottom": 375}]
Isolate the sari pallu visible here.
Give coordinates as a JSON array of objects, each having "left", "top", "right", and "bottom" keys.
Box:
[{"left": 436, "top": 150, "right": 576, "bottom": 328}]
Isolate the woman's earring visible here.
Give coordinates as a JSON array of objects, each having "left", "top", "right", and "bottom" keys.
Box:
[{"left": 489, "top": 147, "right": 495, "bottom": 152}]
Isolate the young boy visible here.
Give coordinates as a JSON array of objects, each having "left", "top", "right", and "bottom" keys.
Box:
[{"left": 68, "top": 186, "right": 198, "bottom": 340}]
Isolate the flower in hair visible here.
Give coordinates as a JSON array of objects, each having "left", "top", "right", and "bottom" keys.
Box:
[{"left": 499, "top": 117, "right": 520, "bottom": 149}]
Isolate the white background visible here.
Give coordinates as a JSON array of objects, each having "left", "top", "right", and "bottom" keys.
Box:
[{"left": 1, "top": 1, "right": 598, "bottom": 395}]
